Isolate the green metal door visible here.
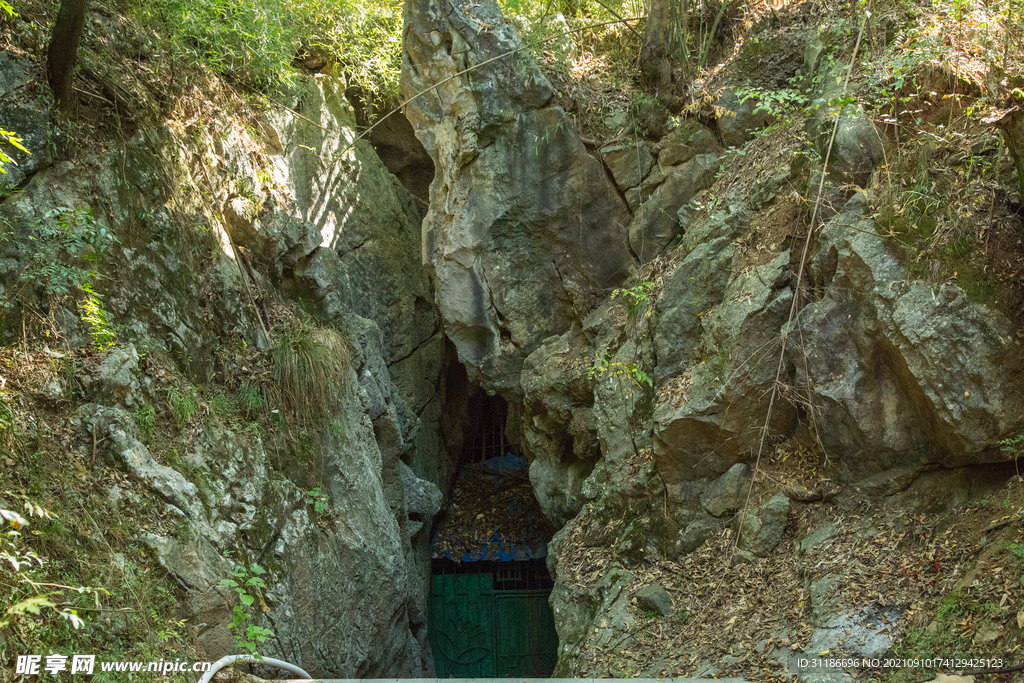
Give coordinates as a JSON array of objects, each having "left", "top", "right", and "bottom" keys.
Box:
[
  {"left": 494, "top": 591, "right": 559, "bottom": 676},
  {"left": 430, "top": 572, "right": 496, "bottom": 677},
  {"left": 430, "top": 571, "right": 559, "bottom": 677}
]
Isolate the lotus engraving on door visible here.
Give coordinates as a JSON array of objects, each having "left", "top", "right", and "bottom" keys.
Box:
[{"left": 435, "top": 617, "right": 490, "bottom": 667}]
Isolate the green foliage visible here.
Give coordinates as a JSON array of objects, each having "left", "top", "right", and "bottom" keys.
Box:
[
  {"left": 0, "top": 389, "right": 18, "bottom": 450},
  {"left": 1004, "top": 541, "right": 1024, "bottom": 559},
  {"left": 139, "top": 0, "right": 293, "bottom": 89},
  {"left": 1, "top": 500, "right": 105, "bottom": 631},
  {"left": 304, "top": 487, "right": 329, "bottom": 513},
  {"left": 0, "top": 126, "right": 28, "bottom": 174},
  {"left": 209, "top": 392, "right": 231, "bottom": 417},
  {"left": 220, "top": 564, "right": 274, "bottom": 657},
  {"left": 897, "top": 587, "right": 1000, "bottom": 673},
  {"left": 587, "top": 353, "right": 653, "bottom": 390},
  {"left": 270, "top": 321, "right": 349, "bottom": 425},
  {"left": 77, "top": 283, "right": 117, "bottom": 351},
  {"left": 167, "top": 385, "right": 200, "bottom": 426},
  {"left": 861, "top": 29, "right": 946, "bottom": 128},
  {"left": 0, "top": 207, "right": 120, "bottom": 328},
  {"left": 611, "top": 281, "right": 655, "bottom": 320},
  {"left": 735, "top": 61, "right": 853, "bottom": 125},
  {"left": 136, "top": 0, "right": 403, "bottom": 99},
  {"left": 738, "top": 86, "right": 812, "bottom": 119},
  {"left": 133, "top": 404, "right": 156, "bottom": 440},
  {"left": 291, "top": 0, "right": 403, "bottom": 103},
  {"left": 1000, "top": 433, "right": 1024, "bottom": 459},
  {"left": 157, "top": 617, "right": 189, "bottom": 643}
]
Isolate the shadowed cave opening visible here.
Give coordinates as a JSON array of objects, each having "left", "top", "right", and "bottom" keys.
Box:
[{"left": 428, "top": 392, "right": 559, "bottom": 677}]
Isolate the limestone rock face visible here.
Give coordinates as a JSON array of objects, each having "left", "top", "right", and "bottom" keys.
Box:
[
  {"left": 633, "top": 583, "right": 673, "bottom": 616},
  {"left": 701, "top": 463, "right": 751, "bottom": 517},
  {"left": 0, "top": 61, "right": 454, "bottom": 677},
  {"left": 519, "top": 330, "right": 600, "bottom": 525},
  {"left": 133, "top": 381, "right": 423, "bottom": 677},
  {"left": 628, "top": 153, "right": 720, "bottom": 262},
  {"left": 652, "top": 235, "right": 736, "bottom": 384},
  {"left": 601, "top": 141, "right": 653, "bottom": 190},
  {"left": 794, "top": 195, "right": 1024, "bottom": 477},
  {"left": 657, "top": 121, "right": 720, "bottom": 167},
  {"left": 402, "top": 0, "right": 633, "bottom": 393},
  {"left": 653, "top": 250, "right": 797, "bottom": 482}
]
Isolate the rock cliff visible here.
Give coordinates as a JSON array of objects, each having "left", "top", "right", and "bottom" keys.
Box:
[
  {"left": 399, "top": 1, "right": 1024, "bottom": 678},
  {"left": 1, "top": 48, "right": 460, "bottom": 675},
  {"left": 402, "top": 0, "right": 634, "bottom": 394}
]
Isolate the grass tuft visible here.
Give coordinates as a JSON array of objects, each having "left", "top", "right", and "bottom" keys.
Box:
[
  {"left": 133, "top": 404, "right": 156, "bottom": 441},
  {"left": 270, "top": 323, "right": 350, "bottom": 426},
  {"left": 167, "top": 386, "right": 200, "bottom": 427}
]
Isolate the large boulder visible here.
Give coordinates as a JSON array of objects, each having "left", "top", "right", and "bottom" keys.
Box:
[
  {"left": 657, "top": 121, "right": 720, "bottom": 167},
  {"left": 601, "top": 141, "right": 653, "bottom": 191},
  {"left": 813, "top": 103, "right": 884, "bottom": 188},
  {"left": 701, "top": 463, "right": 751, "bottom": 517},
  {"left": 716, "top": 87, "right": 775, "bottom": 148},
  {"left": 736, "top": 493, "right": 790, "bottom": 557},
  {"left": 793, "top": 195, "right": 1024, "bottom": 478},
  {"left": 402, "top": 0, "right": 633, "bottom": 393}
]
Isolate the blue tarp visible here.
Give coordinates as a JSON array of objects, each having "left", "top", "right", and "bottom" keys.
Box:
[
  {"left": 479, "top": 453, "right": 528, "bottom": 474},
  {"left": 440, "top": 534, "right": 548, "bottom": 562}
]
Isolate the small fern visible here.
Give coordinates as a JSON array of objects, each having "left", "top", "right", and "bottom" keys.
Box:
[{"left": 77, "top": 283, "right": 117, "bottom": 351}]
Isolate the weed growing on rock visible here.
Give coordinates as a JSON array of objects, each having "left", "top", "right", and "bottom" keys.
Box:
[
  {"left": 76, "top": 283, "right": 117, "bottom": 351},
  {"left": 270, "top": 322, "right": 349, "bottom": 426},
  {"left": 236, "top": 380, "right": 264, "bottom": 416},
  {"left": 209, "top": 393, "right": 231, "bottom": 419},
  {"left": 220, "top": 563, "right": 274, "bottom": 658},
  {"left": 167, "top": 386, "right": 199, "bottom": 427},
  {"left": 133, "top": 404, "right": 156, "bottom": 441},
  {"left": 304, "top": 487, "right": 329, "bottom": 513},
  {"left": 611, "top": 280, "right": 655, "bottom": 320}
]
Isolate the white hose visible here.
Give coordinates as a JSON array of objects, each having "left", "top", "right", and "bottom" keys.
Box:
[{"left": 197, "top": 654, "right": 312, "bottom": 683}]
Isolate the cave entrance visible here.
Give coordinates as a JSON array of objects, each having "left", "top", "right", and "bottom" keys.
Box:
[{"left": 428, "top": 393, "right": 558, "bottom": 677}]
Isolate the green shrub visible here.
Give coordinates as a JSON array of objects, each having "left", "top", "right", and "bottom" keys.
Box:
[
  {"left": 236, "top": 380, "right": 264, "bottom": 415},
  {"left": 220, "top": 564, "right": 274, "bottom": 657},
  {"left": 209, "top": 393, "right": 231, "bottom": 418},
  {"left": 135, "top": 0, "right": 403, "bottom": 99}
]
